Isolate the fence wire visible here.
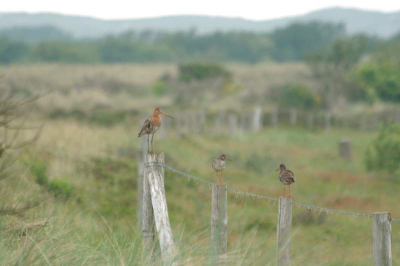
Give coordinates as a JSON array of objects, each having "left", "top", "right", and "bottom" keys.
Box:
[{"left": 144, "top": 162, "right": 399, "bottom": 221}]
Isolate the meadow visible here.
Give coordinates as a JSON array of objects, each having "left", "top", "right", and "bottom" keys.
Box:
[{"left": 0, "top": 63, "right": 399, "bottom": 265}]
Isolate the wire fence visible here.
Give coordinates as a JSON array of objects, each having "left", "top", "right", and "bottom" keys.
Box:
[{"left": 144, "top": 162, "right": 400, "bottom": 222}]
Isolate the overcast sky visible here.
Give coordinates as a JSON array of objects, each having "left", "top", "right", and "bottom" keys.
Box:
[{"left": 0, "top": 0, "right": 399, "bottom": 20}]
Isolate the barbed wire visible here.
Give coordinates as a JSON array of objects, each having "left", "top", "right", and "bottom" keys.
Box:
[
  {"left": 145, "top": 162, "right": 214, "bottom": 186},
  {"left": 144, "top": 162, "right": 399, "bottom": 221}
]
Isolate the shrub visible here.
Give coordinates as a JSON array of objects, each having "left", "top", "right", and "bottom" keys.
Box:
[
  {"left": 365, "top": 122, "right": 400, "bottom": 175},
  {"left": 355, "top": 63, "right": 400, "bottom": 103},
  {"left": 151, "top": 79, "right": 169, "bottom": 96},
  {"left": 31, "top": 159, "right": 49, "bottom": 186},
  {"left": 278, "top": 84, "right": 320, "bottom": 110},
  {"left": 30, "top": 158, "right": 75, "bottom": 198},
  {"left": 178, "top": 63, "right": 232, "bottom": 83},
  {"left": 48, "top": 179, "right": 75, "bottom": 199}
]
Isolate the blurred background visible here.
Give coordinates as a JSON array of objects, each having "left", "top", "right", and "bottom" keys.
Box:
[{"left": 0, "top": 1, "right": 399, "bottom": 265}]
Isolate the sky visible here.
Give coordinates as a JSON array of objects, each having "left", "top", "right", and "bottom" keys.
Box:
[{"left": 0, "top": 0, "right": 399, "bottom": 20}]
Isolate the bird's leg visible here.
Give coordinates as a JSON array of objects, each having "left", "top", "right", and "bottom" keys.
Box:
[
  {"left": 216, "top": 172, "right": 219, "bottom": 185},
  {"left": 283, "top": 186, "right": 286, "bottom": 198},
  {"left": 288, "top": 185, "right": 292, "bottom": 198},
  {"left": 151, "top": 132, "right": 155, "bottom": 152},
  {"left": 221, "top": 172, "right": 224, "bottom": 185},
  {"left": 147, "top": 135, "right": 150, "bottom": 153}
]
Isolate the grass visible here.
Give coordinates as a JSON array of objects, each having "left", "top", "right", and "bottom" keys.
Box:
[
  {"left": 1, "top": 62, "right": 399, "bottom": 265},
  {"left": 1, "top": 118, "right": 399, "bottom": 265}
]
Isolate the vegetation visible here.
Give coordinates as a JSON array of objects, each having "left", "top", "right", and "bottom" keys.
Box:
[
  {"left": 0, "top": 22, "right": 372, "bottom": 64},
  {"left": 1, "top": 116, "right": 399, "bottom": 265},
  {"left": 277, "top": 84, "right": 320, "bottom": 110},
  {"left": 365, "top": 122, "right": 400, "bottom": 175}
]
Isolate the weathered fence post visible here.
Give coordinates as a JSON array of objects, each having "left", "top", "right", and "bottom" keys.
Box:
[
  {"left": 142, "top": 153, "right": 156, "bottom": 262},
  {"left": 146, "top": 153, "right": 177, "bottom": 264},
  {"left": 252, "top": 105, "right": 263, "bottom": 132},
  {"left": 339, "top": 140, "right": 352, "bottom": 161},
  {"left": 211, "top": 184, "right": 228, "bottom": 259},
  {"left": 228, "top": 114, "right": 238, "bottom": 135},
  {"left": 137, "top": 137, "right": 147, "bottom": 230},
  {"left": 272, "top": 109, "right": 279, "bottom": 128},
  {"left": 290, "top": 109, "right": 297, "bottom": 126},
  {"left": 373, "top": 212, "right": 392, "bottom": 266},
  {"left": 307, "top": 113, "right": 314, "bottom": 129},
  {"left": 277, "top": 197, "right": 292, "bottom": 266},
  {"left": 360, "top": 116, "right": 367, "bottom": 131},
  {"left": 199, "top": 111, "right": 206, "bottom": 134},
  {"left": 325, "top": 112, "right": 331, "bottom": 131}
]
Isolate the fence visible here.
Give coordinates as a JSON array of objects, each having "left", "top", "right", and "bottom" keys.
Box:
[
  {"left": 138, "top": 150, "right": 399, "bottom": 265},
  {"left": 155, "top": 106, "right": 400, "bottom": 139}
]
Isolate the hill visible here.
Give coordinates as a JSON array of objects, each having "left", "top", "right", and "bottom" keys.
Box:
[{"left": 0, "top": 7, "right": 399, "bottom": 39}]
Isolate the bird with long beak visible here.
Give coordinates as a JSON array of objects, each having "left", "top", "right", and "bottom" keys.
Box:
[
  {"left": 138, "top": 108, "right": 174, "bottom": 152},
  {"left": 212, "top": 154, "right": 231, "bottom": 185},
  {"left": 276, "top": 164, "right": 295, "bottom": 198}
]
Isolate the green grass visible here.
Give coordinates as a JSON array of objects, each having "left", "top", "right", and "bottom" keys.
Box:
[{"left": 1, "top": 121, "right": 399, "bottom": 265}]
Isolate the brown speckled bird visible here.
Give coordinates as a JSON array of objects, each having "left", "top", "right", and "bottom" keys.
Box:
[
  {"left": 212, "top": 154, "right": 231, "bottom": 185},
  {"left": 276, "top": 164, "right": 295, "bottom": 198},
  {"left": 138, "top": 108, "right": 174, "bottom": 152}
]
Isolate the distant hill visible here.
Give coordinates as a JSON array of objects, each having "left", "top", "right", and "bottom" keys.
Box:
[{"left": 0, "top": 7, "right": 399, "bottom": 39}]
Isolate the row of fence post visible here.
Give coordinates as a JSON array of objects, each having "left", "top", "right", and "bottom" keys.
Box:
[
  {"left": 156, "top": 108, "right": 396, "bottom": 139},
  {"left": 138, "top": 152, "right": 393, "bottom": 265}
]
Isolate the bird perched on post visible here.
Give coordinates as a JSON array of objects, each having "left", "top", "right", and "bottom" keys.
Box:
[
  {"left": 138, "top": 108, "right": 174, "bottom": 152},
  {"left": 212, "top": 154, "right": 231, "bottom": 185},
  {"left": 276, "top": 164, "right": 295, "bottom": 198}
]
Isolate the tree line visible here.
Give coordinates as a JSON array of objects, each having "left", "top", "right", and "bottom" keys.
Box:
[{"left": 0, "top": 22, "right": 355, "bottom": 64}]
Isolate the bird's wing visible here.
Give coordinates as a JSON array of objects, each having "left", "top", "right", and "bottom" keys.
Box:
[
  {"left": 138, "top": 119, "right": 151, "bottom": 137},
  {"left": 284, "top": 170, "right": 295, "bottom": 182}
]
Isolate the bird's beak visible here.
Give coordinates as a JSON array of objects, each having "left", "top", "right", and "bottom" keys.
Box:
[
  {"left": 227, "top": 158, "right": 232, "bottom": 161},
  {"left": 160, "top": 110, "right": 174, "bottom": 119},
  {"left": 275, "top": 168, "right": 279, "bottom": 172}
]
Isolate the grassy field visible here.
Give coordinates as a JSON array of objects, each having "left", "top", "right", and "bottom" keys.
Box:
[
  {"left": 1, "top": 118, "right": 399, "bottom": 265},
  {"left": 0, "top": 63, "right": 399, "bottom": 265}
]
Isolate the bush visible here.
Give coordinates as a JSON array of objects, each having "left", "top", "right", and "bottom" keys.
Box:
[
  {"left": 48, "top": 179, "right": 75, "bottom": 199},
  {"left": 31, "top": 159, "right": 49, "bottom": 186},
  {"left": 178, "top": 63, "right": 232, "bottom": 83},
  {"left": 30, "top": 158, "right": 75, "bottom": 198},
  {"left": 365, "top": 122, "right": 400, "bottom": 175},
  {"left": 278, "top": 84, "right": 320, "bottom": 110},
  {"left": 355, "top": 63, "right": 400, "bottom": 103}
]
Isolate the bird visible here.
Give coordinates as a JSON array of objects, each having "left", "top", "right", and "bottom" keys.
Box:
[
  {"left": 276, "top": 164, "right": 295, "bottom": 198},
  {"left": 138, "top": 108, "right": 174, "bottom": 152},
  {"left": 212, "top": 154, "right": 231, "bottom": 185}
]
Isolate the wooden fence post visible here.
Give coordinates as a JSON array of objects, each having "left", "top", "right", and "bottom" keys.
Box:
[
  {"left": 307, "top": 113, "right": 314, "bottom": 129},
  {"left": 199, "top": 111, "right": 206, "bottom": 134},
  {"left": 252, "top": 105, "right": 263, "bottom": 132},
  {"left": 137, "top": 137, "right": 147, "bottom": 230},
  {"left": 290, "top": 109, "right": 297, "bottom": 126},
  {"left": 339, "top": 140, "right": 352, "bottom": 161},
  {"left": 373, "top": 212, "right": 392, "bottom": 266},
  {"left": 211, "top": 184, "right": 228, "bottom": 258},
  {"left": 228, "top": 114, "right": 238, "bottom": 135},
  {"left": 325, "top": 113, "right": 331, "bottom": 131},
  {"left": 142, "top": 152, "right": 156, "bottom": 263},
  {"left": 146, "top": 153, "right": 177, "bottom": 264},
  {"left": 277, "top": 197, "right": 292, "bottom": 266},
  {"left": 272, "top": 109, "right": 279, "bottom": 128}
]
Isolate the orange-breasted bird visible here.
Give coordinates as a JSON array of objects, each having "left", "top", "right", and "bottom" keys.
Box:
[
  {"left": 138, "top": 108, "right": 174, "bottom": 152},
  {"left": 212, "top": 154, "right": 231, "bottom": 185},
  {"left": 276, "top": 164, "right": 295, "bottom": 198}
]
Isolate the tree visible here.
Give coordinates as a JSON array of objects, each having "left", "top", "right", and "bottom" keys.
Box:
[
  {"left": 271, "top": 22, "right": 345, "bottom": 61},
  {"left": 0, "top": 86, "right": 44, "bottom": 216},
  {"left": 307, "top": 34, "right": 378, "bottom": 107}
]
